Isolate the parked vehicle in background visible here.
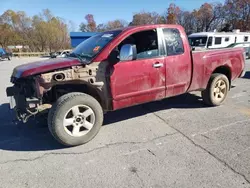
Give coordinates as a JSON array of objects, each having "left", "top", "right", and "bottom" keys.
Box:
[
  {"left": 50, "top": 52, "right": 60, "bottom": 58},
  {"left": 50, "top": 50, "right": 72, "bottom": 58},
  {"left": 188, "top": 29, "right": 250, "bottom": 49},
  {"left": 6, "top": 24, "right": 245, "bottom": 146},
  {"left": 226, "top": 42, "right": 250, "bottom": 59},
  {"left": 0, "top": 48, "right": 12, "bottom": 60}
]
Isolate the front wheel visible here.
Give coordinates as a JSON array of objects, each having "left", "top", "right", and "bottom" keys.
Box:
[
  {"left": 201, "top": 73, "right": 229, "bottom": 106},
  {"left": 48, "top": 92, "right": 103, "bottom": 146}
]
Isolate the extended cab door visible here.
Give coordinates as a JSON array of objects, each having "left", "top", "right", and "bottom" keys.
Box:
[
  {"left": 110, "top": 29, "right": 166, "bottom": 110},
  {"left": 159, "top": 27, "right": 192, "bottom": 97}
]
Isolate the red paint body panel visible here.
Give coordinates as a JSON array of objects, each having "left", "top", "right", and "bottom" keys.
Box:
[
  {"left": 13, "top": 57, "right": 81, "bottom": 78},
  {"left": 165, "top": 54, "right": 192, "bottom": 97},
  {"left": 110, "top": 57, "right": 166, "bottom": 110},
  {"left": 103, "top": 24, "right": 196, "bottom": 110},
  {"left": 106, "top": 25, "right": 245, "bottom": 110},
  {"left": 164, "top": 28, "right": 192, "bottom": 97},
  {"left": 188, "top": 48, "right": 245, "bottom": 91}
]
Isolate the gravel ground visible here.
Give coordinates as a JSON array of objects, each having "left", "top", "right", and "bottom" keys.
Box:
[{"left": 0, "top": 57, "right": 250, "bottom": 188}]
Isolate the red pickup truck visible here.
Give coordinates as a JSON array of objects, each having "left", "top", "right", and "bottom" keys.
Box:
[{"left": 6, "top": 24, "right": 245, "bottom": 146}]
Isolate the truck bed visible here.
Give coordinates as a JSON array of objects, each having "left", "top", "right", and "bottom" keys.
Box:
[{"left": 188, "top": 47, "right": 245, "bottom": 91}]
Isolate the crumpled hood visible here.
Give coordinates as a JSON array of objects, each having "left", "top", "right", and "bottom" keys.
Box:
[{"left": 12, "top": 57, "right": 82, "bottom": 78}]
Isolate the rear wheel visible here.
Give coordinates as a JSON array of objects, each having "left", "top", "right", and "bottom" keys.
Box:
[
  {"left": 201, "top": 73, "right": 229, "bottom": 106},
  {"left": 48, "top": 92, "right": 103, "bottom": 146}
]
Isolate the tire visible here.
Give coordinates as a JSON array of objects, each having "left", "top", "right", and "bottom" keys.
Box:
[
  {"left": 48, "top": 92, "right": 103, "bottom": 146},
  {"left": 201, "top": 73, "right": 229, "bottom": 106}
]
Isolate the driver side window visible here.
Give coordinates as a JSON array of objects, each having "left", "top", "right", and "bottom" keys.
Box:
[{"left": 118, "top": 29, "right": 159, "bottom": 60}]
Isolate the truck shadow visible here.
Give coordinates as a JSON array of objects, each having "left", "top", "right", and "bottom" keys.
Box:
[
  {"left": 104, "top": 93, "right": 207, "bottom": 125},
  {"left": 0, "top": 103, "right": 64, "bottom": 151},
  {"left": 0, "top": 93, "right": 206, "bottom": 152}
]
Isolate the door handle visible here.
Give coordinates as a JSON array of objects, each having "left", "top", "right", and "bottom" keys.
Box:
[{"left": 153, "top": 62, "right": 164, "bottom": 68}]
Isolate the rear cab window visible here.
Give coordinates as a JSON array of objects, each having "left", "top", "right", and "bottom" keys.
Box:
[{"left": 162, "top": 28, "right": 184, "bottom": 56}]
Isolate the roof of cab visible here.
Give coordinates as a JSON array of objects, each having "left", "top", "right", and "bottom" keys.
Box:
[{"left": 108, "top": 24, "right": 184, "bottom": 33}]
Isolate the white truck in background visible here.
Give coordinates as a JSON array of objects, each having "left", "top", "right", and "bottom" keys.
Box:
[{"left": 188, "top": 29, "right": 250, "bottom": 49}]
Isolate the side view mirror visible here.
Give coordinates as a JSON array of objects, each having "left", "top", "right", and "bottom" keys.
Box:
[{"left": 119, "top": 44, "right": 137, "bottom": 61}]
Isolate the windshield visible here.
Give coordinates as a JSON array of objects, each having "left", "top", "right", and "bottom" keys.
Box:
[
  {"left": 188, "top": 36, "right": 208, "bottom": 47},
  {"left": 71, "top": 30, "right": 122, "bottom": 62}
]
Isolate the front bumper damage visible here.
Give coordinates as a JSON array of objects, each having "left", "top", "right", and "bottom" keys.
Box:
[
  {"left": 6, "top": 85, "right": 41, "bottom": 122},
  {"left": 6, "top": 76, "right": 51, "bottom": 123},
  {"left": 6, "top": 63, "right": 109, "bottom": 123}
]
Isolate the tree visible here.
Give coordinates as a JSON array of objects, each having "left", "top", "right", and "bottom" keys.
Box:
[
  {"left": 197, "top": 3, "right": 214, "bottom": 31},
  {"left": 208, "top": 3, "right": 225, "bottom": 31},
  {"left": 85, "top": 14, "right": 96, "bottom": 31},
  {"left": 0, "top": 9, "right": 70, "bottom": 52},
  {"left": 224, "top": 0, "right": 250, "bottom": 31},
  {"left": 96, "top": 24, "right": 106, "bottom": 32},
  {"left": 190, "top": 3, "right": 225, "bottom": 32},
  {"left": 179, "top": 11, "right": 196, "bottom": 35},
  {"left": 105, "top": 19, "right": 128, "bottom": 30},
  {"left": 131, "top": 11, "right": 165, "bottom": 26},
  {"left": 0, "top": 10, "right": 31, "bottom": 48},
  {"left": 0, "top": 23, "right": 16, "bottom": 47},
  {"left": 166, "top": 3, "right": 181, "bottom": 24},
  {"left": 79, "top": 23, "right": 89, "bottom": 32},
  {"left": 164, "top": 3, "right": 200, "bottom": 34},
  {"left": 79, "top": 14, "right": 96, "bottom": 32}
]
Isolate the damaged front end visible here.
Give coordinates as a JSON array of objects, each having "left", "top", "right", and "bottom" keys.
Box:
[
  {"left": 6, "top": 77, "right": 51, "bottom": 123},
  {"left": 6, "top": 61, "right": 110, "bottom": 123}
]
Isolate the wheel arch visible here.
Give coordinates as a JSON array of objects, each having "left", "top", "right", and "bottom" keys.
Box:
[
  {"left": 46, "top": 82, "right": 108, "bottom": 110},
  {"left": 211, "top": 66, "right": 232, "bottom": 89}
]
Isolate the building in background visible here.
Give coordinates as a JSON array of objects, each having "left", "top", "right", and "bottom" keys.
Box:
[{"left": 70, "top": 32, "right": 98, "bottom": 48}]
